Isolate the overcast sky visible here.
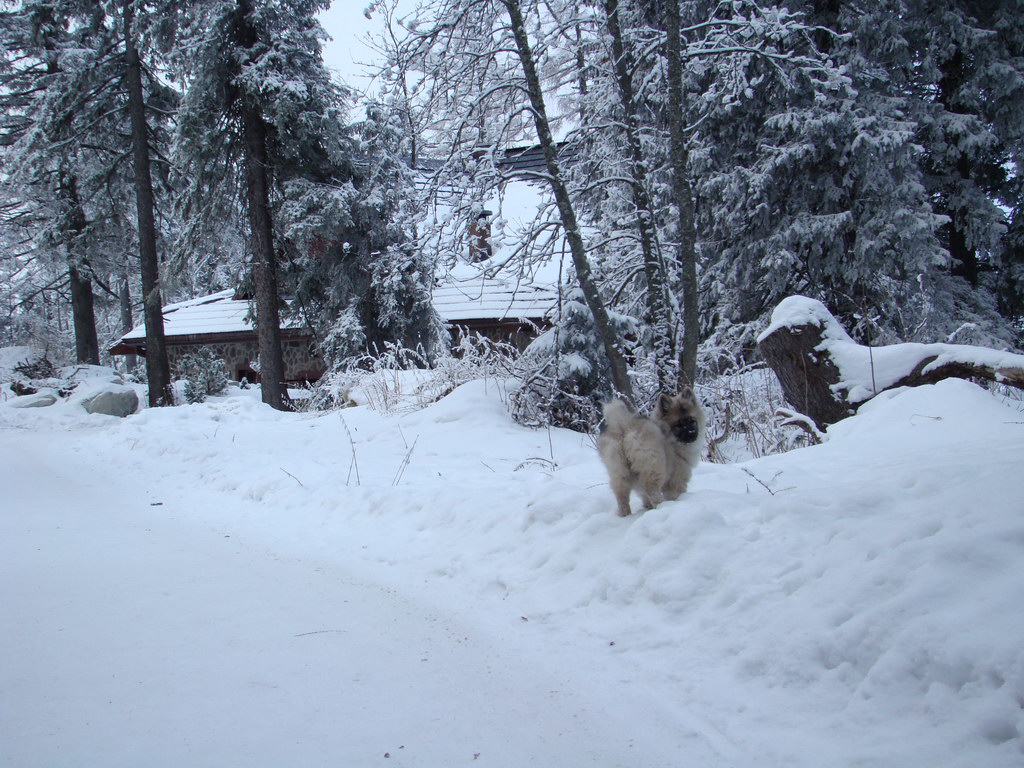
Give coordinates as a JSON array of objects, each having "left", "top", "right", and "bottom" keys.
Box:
[{"left": 318, "top": 2, "right": 392, "bottom": 99}]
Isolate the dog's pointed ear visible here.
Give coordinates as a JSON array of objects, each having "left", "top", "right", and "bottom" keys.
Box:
[
  {"left": 658, "top": 393, "right": 674, "bottom": 412},
  {"left": 680, "top": 386, "right": 693, "bottom": 400}
]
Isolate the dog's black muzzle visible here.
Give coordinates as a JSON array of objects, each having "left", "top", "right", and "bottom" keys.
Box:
[{"left": 672, "top": 417, "right": 699, "bottom": 444}]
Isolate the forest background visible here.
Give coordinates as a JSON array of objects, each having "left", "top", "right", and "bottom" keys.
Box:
[{"left": 1, "top": 0, "right": 1022, "bottom": 421}]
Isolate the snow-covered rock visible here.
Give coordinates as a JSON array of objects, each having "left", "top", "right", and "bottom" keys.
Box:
[
  {"left": 68, "top": 380, "right": 140, "bottom": 417},
  {"left": 6, "top": 391, "right": 58, "bottom": 408}
]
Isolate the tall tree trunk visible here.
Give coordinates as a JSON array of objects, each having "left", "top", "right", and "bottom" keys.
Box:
[
  {"left": 241, "top": 103, "right": 289, "bottom": 410},
  {"left": 232, "top": 0, "right": 289, "bottom": 411},
  {"left": 123, "top": 1, "right": 172, "bottom": 406},
  {"left": 43, "top": 39, "right": 100, "bottom": 367},
  {"left": 663, "top": 0, "right": 700, "bottom": 385},
  {"left": 502, "top": 0, "right": 634, "bottom": 401},
  {"left": 603, "top": 0, "right": 675, "bottom": 390},
  {"left": 59, "top": 172, "right": 100, "bottom": 365},
  {"left": 68, "top": 263, "right": 100, "bottom": 365}
]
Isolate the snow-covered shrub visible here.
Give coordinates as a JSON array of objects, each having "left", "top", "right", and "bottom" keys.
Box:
[
  {"left": 308, "top": 342, "right": 426, "bottom": 412},
  {"left": 433, "top": 330, "right": 518, "bottom": 398},
  {"left": 13, "top": 355, "right": 58, "bottom": 381},
  {"left": 510, "top": 291, "right": 637, "bottom": 432},
  {"left": 6, "top": 354, "right": 78, "bottom": 399},
  {"left": 699, "top": 363, "right": 819, "bottom": 462},
  {"left": 308, "top": 333, "right": 518, "bottom": 414},
  {"left": 175, "top": 348, "right": 228, "bottom": 404},
  {"left": 0, "top": 347, "right": 42, "bottom": 385}
]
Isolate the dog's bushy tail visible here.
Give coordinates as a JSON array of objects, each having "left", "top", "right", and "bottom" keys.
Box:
[{"left": 601, "top": 399, "right": 635, "bottom": 437}]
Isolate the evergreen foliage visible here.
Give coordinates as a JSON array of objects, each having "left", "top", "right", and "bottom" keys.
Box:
[
  {"left": 172, "top": 0, "right": 441, "bottom": 395},
  {"left": 284, "top": 103, "right": 444, "bottom": 372},
  {"left": 0, "top": 0, "right": 178, "bottom": 403},
  {"left": 0, "top": 0, "right": 171, "bottom": 363},
  {"left": 176, "top": 347, "right": 229, "bottom": 403},
  {"left": 512, "top": 288, "right": 638, "bottom": 430}
]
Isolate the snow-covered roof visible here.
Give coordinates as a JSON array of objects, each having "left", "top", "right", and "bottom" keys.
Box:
[
  {"left": 114, "top": 274, "right": 557, "bottom": 348},
  {"left": 116, "top": 290, "right": 278, "bottom": 343},
  {"left": 433, "top": 270, "right": 557, "bottom": 324}
]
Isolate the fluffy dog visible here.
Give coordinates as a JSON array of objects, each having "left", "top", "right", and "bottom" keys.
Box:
[{"left": 597, "top": 389, "right": 706, "bottom": 517}]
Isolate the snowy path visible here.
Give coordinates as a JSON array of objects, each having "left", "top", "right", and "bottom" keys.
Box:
[
  {"left": 5, "top": 377, "right": 1023, "bottom": 767},
  {"left": 1, "top": 428, "right": 718, "bottom": 768}
]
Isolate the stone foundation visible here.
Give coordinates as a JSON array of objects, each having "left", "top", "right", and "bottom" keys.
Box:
[{"left": 167, "top": 336, "right": 325, "bottom": 384}]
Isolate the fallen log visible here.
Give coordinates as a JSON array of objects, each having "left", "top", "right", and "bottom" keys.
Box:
[{"left": 757, "top": 296, "right": 1024, "bottom": 430}]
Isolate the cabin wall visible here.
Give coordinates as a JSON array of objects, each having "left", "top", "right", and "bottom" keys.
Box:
[
  {"left": 167, "top": 337, "right": 325, "bottom": 384},
  {"left": 448, "top": 321, "right": 548, "bottom": 352}
]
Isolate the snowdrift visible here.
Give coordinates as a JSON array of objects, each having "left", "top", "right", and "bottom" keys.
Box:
[{"left": 2, "top": 371, "right": 1022, "bottom": 766}]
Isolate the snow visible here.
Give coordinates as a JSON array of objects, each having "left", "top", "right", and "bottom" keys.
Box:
[
  {"left": 2, "top": 362, "right": 1024, "bottom": 767},
  {"left": 0, "top": 345, "right": 40, "bottom": 380},
  {"left": 759, "top": 295, "right": 1024, "bottom": 402},
  {"left": 432, "top": 270, "right": 558, "bottom": 323},
  {"left": 117, "top": 290, "right": 252, "bottom": 340}
]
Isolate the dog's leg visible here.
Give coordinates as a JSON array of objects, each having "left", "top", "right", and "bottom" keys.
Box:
[
  {"left": 609, "top": 474, "right": 633, "bottom": 517},
  {"left": 664, "top": 463, "right": 693, "bottom": 501},
  {"left": 639, "top": 468, "right": 667, "bottom": 511}
]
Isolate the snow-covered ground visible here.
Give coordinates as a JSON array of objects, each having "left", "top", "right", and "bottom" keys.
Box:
[{"left": 2, "top": 363, "right": 1023, "bottom": 767}]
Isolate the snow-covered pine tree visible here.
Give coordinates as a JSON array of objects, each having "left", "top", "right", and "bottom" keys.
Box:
[
  {"left": 898, "top": 0, "right": 1023, "bottom": 345},
  {"left": 281, "top": 101, "right": 444, "bottom": 370},
  {"left": 177, "top": 347, "right": 229, "bottom": 403},
  {"left": 686, "top": 0, "right": 1022, "bottom": 352},
  {"left": 0, "top": 0, "right": 177, "bottom": 400},
  {"left": 512, "top": 287, "right": 638, "bottom": 430},
  {"left": 121, "top": 0, "right": 175, "bottom": 404},
  {"left": 682, "top": 0, "right": 941, "bottom": 352},
  {"left": 173, "top": 0, "right": 352, "bottom": 409},
  {"left": 1, "top": 1, "right": 104, "bottom": 364}
]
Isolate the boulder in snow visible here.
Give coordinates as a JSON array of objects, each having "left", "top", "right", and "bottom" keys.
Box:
[
  {"left": 8, "top": 391, "right": 59, "bottom": 409},
  {"left": 77, "top": 385, "right": 140, "bottom": 418}
]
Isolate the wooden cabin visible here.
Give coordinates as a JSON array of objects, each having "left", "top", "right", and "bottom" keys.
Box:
[{"left": 109, "top": 275, "right": 558, "bottom": 382}]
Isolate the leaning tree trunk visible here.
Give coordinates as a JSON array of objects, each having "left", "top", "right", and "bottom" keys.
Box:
[
  {"left": 241, "top": 104, "right": 289, "bottom": 411},
  {"left": 502, "top": 0, "right": 634, "bottom": 402},
  {"left": 123, "top": 1, "right": 172, "bottom": 406}
]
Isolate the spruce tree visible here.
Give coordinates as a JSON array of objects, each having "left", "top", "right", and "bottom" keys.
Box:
[
  {"left": 173, "top": 0, "right": 348, "bottom": 410},
  {"left": 1, "top": 0, "right": 177, "bottom": 397},
  {"left": 282, "top": 102, "right": 444, "bottom": 369},
  {"left": 900, "top": 0, "right": 1023, "bottom": 342}
]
